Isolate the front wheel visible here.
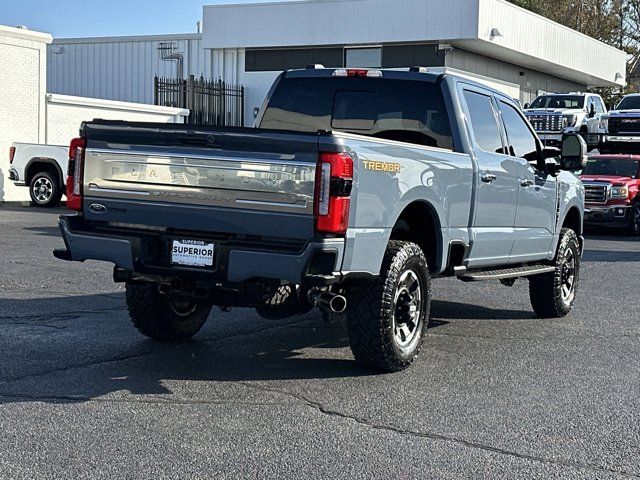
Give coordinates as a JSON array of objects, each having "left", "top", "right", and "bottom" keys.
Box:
[
  {"left": 345, "top": 241, "right": 431, "bottom": 373},
  {"left": 125, "top": 281, "right": 212, "bottom": 341},
  {"left": 529, "top": 228, "right": 581, "bottom": 318}
]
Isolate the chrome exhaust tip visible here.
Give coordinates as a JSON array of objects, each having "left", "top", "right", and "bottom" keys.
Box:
[{"left": 308, "top": 290, "right": 347, "bottom": 314}]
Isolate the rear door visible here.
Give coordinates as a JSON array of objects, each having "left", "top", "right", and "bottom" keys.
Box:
[
  {"left": 496, "top": 98, "right": 556, "bottom": 261},
  {"left": 460, "top": 85, "right": 519, "bottom": 267}
]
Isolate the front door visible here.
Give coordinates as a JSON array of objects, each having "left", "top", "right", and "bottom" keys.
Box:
[
  {"left": 461, "top": 86, "right": 519, "bottom": 268},
  {"left": 497, "top": 99, "right": 556, "bottom": 261}
]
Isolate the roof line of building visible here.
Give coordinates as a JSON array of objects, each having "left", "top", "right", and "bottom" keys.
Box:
[
  {"left": 0, "top": 24, "right": 52, "bottom": 44},
  {"left": 52, "top": 32, "right": 202, "bottom": 44},
  {"left": 492, "top": 0, "right": 626, "bottom": 55}
]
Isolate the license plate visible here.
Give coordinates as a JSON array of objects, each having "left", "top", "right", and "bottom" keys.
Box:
[{"left": 171, "top": 239, "right": 215, "bottom": 268}]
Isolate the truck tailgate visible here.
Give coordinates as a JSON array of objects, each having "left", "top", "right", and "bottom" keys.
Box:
[{"left": 81, "top": 123, "right": 320, "bottom": 239}]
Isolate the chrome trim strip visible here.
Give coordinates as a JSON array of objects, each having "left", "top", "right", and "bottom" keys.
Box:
[
  {"left": 235, "top": 199, "right": 308, "bottom": 209},
  {"left": 87, "top": 184, "right": 150, "bottom": 196},
  {"left": 87, "top": 148, "right": 313, "bottom": 168}
]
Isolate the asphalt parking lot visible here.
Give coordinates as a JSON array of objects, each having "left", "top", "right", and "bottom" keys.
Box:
[{"left": 0, "top": 205, "right": 638, "bottom": 479}]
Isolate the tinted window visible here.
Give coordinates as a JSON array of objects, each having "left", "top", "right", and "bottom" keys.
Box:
[
  {"left": 463, "top": 90, "right": 504, "bottom": 154},
  {"left": 583, "top": 158, "right": 639, "bottom": 178},
  {"left": 529, "top": 95, "right": 585, "bottom": 109},
  {"left": 260, "top": 77, "right": 453, "bottom": 149},
  {"left": 616, "top": 96, "right": 640, "bottom": 110},
  {"left": 499, "top": 101, "right": 539, "bottom": 161},
  {"left": 332, "top": 91, "right": 376, "bottom": 130}
]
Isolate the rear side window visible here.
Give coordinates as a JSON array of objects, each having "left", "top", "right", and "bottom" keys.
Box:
[
  {"left": 498, "top": 100, "right": 539, "bottom": 161},
  {"left": 260, "top": 77, "right": 453, "bottom": 149},
  {"left": 463, "top": 90, "right": 504, "bottom": 154}
]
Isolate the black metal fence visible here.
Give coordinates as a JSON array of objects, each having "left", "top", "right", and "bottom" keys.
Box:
[{"left": 154, "top": 75, "right": 245, "bottom": 127}]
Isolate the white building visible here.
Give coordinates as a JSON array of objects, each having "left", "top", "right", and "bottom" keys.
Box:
[
  {"left": 0, "top": 25, "right": 51, "bottom": 203},
  {"left": 48, "top": 0, "right": 627, "bottom": 126}
]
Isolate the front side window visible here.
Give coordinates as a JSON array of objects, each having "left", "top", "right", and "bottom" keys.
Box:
[
  {"left": 498, "top": 101, "right": 539, "bottom": 161},
  {"left": 463, "top": 90, "right": 504, "bottom": 154},
  {"left": 593, "top": 97, "right": 605, "bottom": 114}
]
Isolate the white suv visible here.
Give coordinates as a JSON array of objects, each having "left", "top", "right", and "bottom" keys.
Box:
[{"left": 524, "top": 93, "right": 607, "bottom": 150}]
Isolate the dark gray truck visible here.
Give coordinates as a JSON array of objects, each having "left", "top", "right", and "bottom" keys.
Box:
[{"left": 55, "top": 68, "right": 586, "bottom": 372}]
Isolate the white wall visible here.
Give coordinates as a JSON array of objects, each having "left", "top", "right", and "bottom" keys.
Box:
[
  {"left": 44, "top": 94, "right": 189, "bottom": 146},
  {"left": 48, "top": 34, "right": 211, "bottom": 104},
  {"left": 0, "top": 25, "right": 52, "bottom": 203}
]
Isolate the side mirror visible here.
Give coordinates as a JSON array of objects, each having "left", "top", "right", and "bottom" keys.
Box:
[
  {"left": 523, "top": 103, "right": 531, "bottom": 110},
  {"left": 588, "top": 103, "right": 596, "bottom": 118},
  {"left": 560, "top": 134, "right": 587, "bottom": 172}
]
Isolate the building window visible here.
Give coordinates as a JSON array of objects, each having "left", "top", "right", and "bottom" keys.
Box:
[
  {"left": 245, "top": 47, "right": 343, "bottom": 72},
  {"left": 345, "top": 47, "right": 382, "bottom": 68},
  {"left": 382, "top": 44, "right": 444, "bottom": 68}
]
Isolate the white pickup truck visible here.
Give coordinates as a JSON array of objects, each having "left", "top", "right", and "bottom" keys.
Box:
[
  {"left": 8, "top": 143, "right": 68, "bottom": 207},
  {"left": 524, "top": 93, "right": 607, "bottom": 150}
]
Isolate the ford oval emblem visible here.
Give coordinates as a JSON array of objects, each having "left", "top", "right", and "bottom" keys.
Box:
[{"left": 89, "top": 203, "right": 107, "bottom": 214}]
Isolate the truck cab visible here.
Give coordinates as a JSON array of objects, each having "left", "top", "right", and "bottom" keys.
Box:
[
  {"left": 524, "top": 92, "right": 606, "bottom": 150},
  {"left": 579, "top": 154, "right": 640, "bottom": 234}
]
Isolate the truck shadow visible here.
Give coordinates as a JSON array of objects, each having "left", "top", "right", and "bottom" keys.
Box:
[{"left": 0, "top": 294, "right": 531, "bottom": 406}]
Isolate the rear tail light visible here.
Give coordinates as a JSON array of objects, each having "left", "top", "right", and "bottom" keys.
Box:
[
  {"left": 9, "top": 146, "right": 15, "bottom": 164},
  {"left": 66, "top": 137, "right": 86, "bottom": 211},
  {"left": 314, "top": 152, "right": 353, "bottom": 235}
]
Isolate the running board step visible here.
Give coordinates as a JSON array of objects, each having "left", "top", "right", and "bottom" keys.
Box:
[{"left": 457, "top": 265, "right": 555, "bottom": 282}]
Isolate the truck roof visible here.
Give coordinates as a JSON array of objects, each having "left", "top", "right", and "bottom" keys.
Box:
[{"left": 283, "top": 67, "right": 513, "bottom": 101}]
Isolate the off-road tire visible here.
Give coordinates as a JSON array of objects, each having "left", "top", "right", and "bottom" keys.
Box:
[
  {"left": 627, "top": 201, "right": 640, "bottom": 236},
  {"left": 29, "top": 171, "right": 62, "bottom": 208},
  {"left": 529, "top": 228, "right": 580, "bottom": 318},
  {"left": 125, "top": 281, "right": 212, "bottom": 341},
  {"left": 345, "top": 241, "right": 431, "bottom": 373},
  {"left": 255, "top": 284, "right": 313, "bottom": 320}
]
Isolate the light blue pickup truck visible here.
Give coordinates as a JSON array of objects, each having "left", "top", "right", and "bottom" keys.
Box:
[{"left": 54, "top": 67, "right": 585, "bottom": 372}]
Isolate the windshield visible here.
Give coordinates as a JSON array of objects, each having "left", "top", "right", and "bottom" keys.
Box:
[
  {"left": 582, "top": 158, "right": 639, "bottom": 178},
  {"left": 616, "top": 96, "right": 640, "bottom": 110},
  {"left": 260, "top": 77, "right": 453, "bottom": 149},
  {"left": 528, "top": 95, "right": 584, "bottom": 109}
]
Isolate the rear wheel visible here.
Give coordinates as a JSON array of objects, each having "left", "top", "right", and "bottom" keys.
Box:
[
  {"left": 529, "top": 228, "right": 580, "bottom": 318},
  {"left": 125, "top": 281, "right": 212, "bottom": 341},
  {"left": 29, "top": 171, "right": 62, "bottom": 208},
  {"left": 345, "top": 241, "right": 431, "bottom": 373}
]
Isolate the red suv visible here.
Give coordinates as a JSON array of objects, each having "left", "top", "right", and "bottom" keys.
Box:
[{"left": 580, "top": 155, "right": 640, "bottom": 234}]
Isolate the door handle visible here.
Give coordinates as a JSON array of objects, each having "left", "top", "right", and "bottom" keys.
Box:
[
  {"left": 520, "top": 179, "right": 534, "bottom": 187},
  {"left": 481, "top": 173, "right": 496, "bottom": 183}
]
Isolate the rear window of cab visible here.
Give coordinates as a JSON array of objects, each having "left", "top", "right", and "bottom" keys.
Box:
[{"left": 259, "top": 77, "right": 453, "bottom": 150}]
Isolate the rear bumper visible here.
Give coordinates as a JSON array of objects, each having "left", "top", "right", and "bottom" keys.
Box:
[
  {"left": 584, "top": 204, "right": 631, "bottom": 228},
  {"left": 8, "top": 169, "right": 22, "bottom": 183},
  {"left": 54, "top": 215, "right": 345, "bottom": 285}
]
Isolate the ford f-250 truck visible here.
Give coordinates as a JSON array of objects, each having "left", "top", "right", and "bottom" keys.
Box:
[
  {"left": 579, "top": 154, "right": 640, "bottom": 234},
  {"left": 53, "top": 67, "right": 586, "bottom": 372}
]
